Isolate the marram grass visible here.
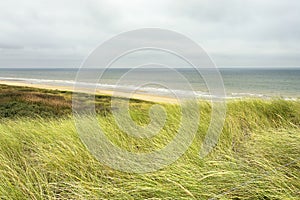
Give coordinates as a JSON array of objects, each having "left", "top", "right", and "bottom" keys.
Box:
[{"left": 0, "top": 99, "right": 299, "bottom": 199}]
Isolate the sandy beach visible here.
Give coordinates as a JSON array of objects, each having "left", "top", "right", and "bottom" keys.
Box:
[{"left": 0, "top": 80, "right": 179, "bottom": 104}]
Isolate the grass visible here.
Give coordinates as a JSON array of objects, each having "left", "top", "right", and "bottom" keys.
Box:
[
  {"left": 0, "top": 84, "right": 151, "bottom": 118},
  {"left": 0, "top": 84, "right": 299, "bottom": 199}
]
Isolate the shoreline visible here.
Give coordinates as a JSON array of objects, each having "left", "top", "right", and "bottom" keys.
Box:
[
  {"left": 0, "top": 80, "right": 179, "bottom": 104},
  {"left": 0, "top": 80, "right": 298, "bottom": 104}
]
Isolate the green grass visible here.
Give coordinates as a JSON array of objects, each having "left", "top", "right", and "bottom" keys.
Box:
[{"left": 0, "top": 84, "right": 299, "bottom": 199}]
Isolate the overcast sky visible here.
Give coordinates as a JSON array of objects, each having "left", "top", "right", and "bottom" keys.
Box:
[{"left": 0, "top": 0, "right": 300, "bottom": 68}]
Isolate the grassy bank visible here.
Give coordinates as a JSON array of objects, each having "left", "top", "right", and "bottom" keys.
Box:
[
  {"left": 0, "top": 84, "right": 150, "bottom": 119},
  {"left": 0, "top": 84, "right": 299, "bottom": 199}
]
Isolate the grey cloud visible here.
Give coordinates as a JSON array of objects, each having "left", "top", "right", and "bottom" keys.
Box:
[
  {"left": 0, "top": 0, "right": 299, "bottom": 67},
  {"left": 171, "top": 0, "right": 300, "bottom": 41},
  {"left": 0, "top": 44, "right": 24, "bottom": 50}
]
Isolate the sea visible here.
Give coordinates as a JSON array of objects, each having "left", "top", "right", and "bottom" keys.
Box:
[{"left": 0, "top": 68, "right": 299, "bottom": 100}]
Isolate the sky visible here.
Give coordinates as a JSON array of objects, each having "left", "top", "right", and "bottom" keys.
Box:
[{"left": 0, "top": 0, "right": 300, "bottom": 68}]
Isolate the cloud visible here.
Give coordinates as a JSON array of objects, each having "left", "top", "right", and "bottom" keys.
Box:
[{"left": 0, "top": 0, "right": 299, "bottom": 67}]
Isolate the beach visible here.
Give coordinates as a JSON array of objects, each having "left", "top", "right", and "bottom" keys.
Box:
[
  {"left": 1, "top": 0, "right": 300, "bottom": 198},
  {"left": 1, "top": 68, "right": 299, "bottom": 100},
  {"left": 0, "top": 80, "right": 179, "bottom": 104}
]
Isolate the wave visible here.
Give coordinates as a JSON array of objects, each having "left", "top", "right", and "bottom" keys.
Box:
[
  {"left": 0, "top": 77, "right": 297, "bottom": 100},
  {"left": 231, "top": 92, "right": 265, "bottom": 98}
]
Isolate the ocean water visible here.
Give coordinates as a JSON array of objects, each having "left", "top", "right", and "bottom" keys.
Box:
[{"left": 0, "top": 68, "right": 299, "bottom": 99}]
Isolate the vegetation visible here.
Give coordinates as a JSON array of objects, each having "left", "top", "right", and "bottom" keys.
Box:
[
  {"left": 0, "top": 84, "right": 150, "bottom": 119},
  {"left": 0, "top": 84, "right": 299, "bottom": 199}
]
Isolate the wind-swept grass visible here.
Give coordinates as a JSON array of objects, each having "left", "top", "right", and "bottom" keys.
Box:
[{"left": 0, "top": 85, "right": 299, "bottom": 199}]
